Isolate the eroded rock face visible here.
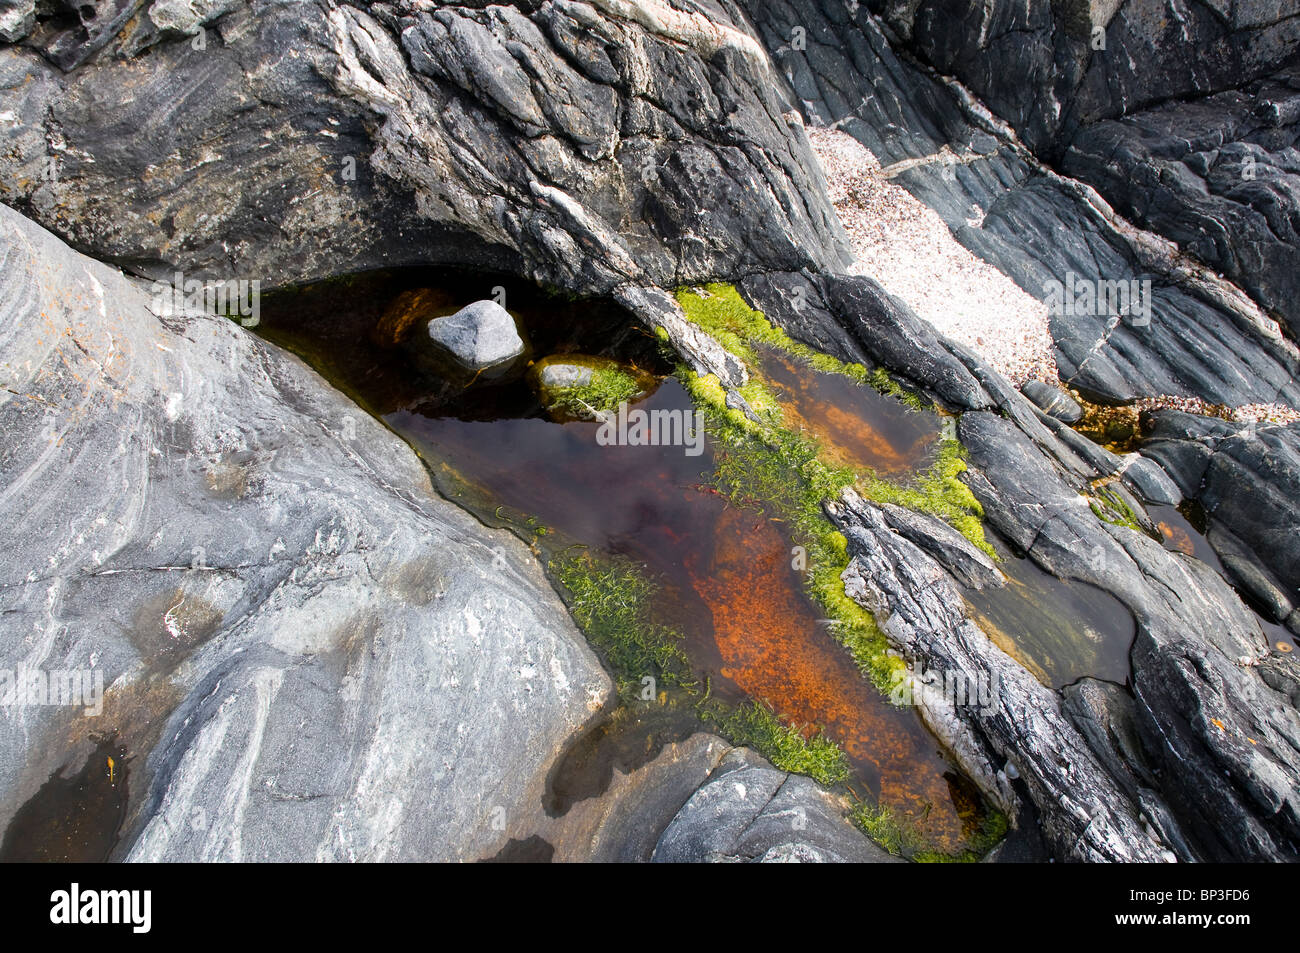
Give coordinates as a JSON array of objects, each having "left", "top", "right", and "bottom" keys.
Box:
[
  {"left": 870, "top": 0, "right": 1300, "bottom": 156},
  {"left": 0, "top": 202, "right": 612, "bottom": 861},
  {"left": 0, "top": 0, "right": 33, "bottom": 43},
  {"left": 1142, "top": 409, "right": 1300, "bottom": 629},
  {"left": 850, "top": 0, "right": 1300, "bottom": 339},
  {"left": 0, "top": 0, "right": 851, "bottom": 297},
  {"left": 1064, "top": 69, "right": 1300, "bottom": 336}
]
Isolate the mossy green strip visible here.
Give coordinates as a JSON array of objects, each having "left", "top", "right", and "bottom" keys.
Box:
[
  {"left": 675, "top": 282, "right": 926, "bottom": 409},
  {"left": 699, "top": 699, "right": 850, "bottom": 787},
  {"left": 849, "top": 799, "right": 1010, "bottom": 862},
  {"left": 552, "top": 551, "right": 697, "bottom": 703},
  {"left": 1088, "top": 484, "right": 1143, "bottom": 533}
]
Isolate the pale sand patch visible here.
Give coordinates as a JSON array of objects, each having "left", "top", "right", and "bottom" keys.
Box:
[
  {"left": 808, "top": 126, "right": 1057, "bottom": 387},
  {"left": 808, "top": 126, "right": 1300, "bottom": 424},
  {"left": 1133, "top": 395, "right": 1300, "bottom": 426}
]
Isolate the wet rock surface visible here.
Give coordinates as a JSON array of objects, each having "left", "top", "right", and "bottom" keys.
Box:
[
  {"left": 1141, "top": 410, "right": 1300, "bottom": 630},
  {"left": 1063, "top": 68, "right": 1300, "bottom": 337},
  {"left": 1022, "top": 380, "right": 1083, "bottom": 425},
  {"left": 0, "top": 0, "right": 850, "bottom": 296},
  {"left": 741, "top": 0, "right": 1300, "bottom": 410}
]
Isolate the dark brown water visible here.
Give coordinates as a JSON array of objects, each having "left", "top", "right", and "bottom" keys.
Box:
[
  {"left": 0, "top": 736, "right": 129, "bottom": 863},
  {"left": 964, "top": 531, "right": 1136, "bottom": 689},
  {"left": 395, "top": 380, "right": 979, "bottom": 848},
  {"left": 755, "top": 346, "right": 938, "bottom": 476}
]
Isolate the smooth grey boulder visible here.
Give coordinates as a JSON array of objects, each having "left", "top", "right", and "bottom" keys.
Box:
[
  {"left": 0, "top": 202, "right": 611, "bottom": 862},
  {"left": 1021, "top": 380, "right": 1083, "bottom": 425},
  {"left": 423, "top": 300, "right": 525, "bottom": 372},
  {"left": 652, "top": 747, "right": 897, "bottom": 863}
]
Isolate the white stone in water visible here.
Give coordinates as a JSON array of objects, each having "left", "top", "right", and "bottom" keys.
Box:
[
  {"left": 426, "top": 300, "right": 525, "bottom": 370},
  {"left": 537, "top": 362, "right": 594, "bottom": 390}
]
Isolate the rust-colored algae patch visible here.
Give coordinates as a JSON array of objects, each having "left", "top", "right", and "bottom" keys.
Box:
[
  {"left": 756, "top": 347, "right": 936, "bottom": 477},
  {"left": 690, "top": 506, "right": 968, "bottom": 851}
]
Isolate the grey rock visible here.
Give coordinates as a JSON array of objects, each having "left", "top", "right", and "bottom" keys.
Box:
[
  {"left": 537, "top": 362, "right": 594, "bottom": 391},
  {"left": 1142, "top": 410, "right": 1300, "bottom": 622},
  {"left": 827, "top": 491, "right": 1169, "bottom": 862},
  {"left": 1021, "top": 380, "right": 1083, "bottom": 425},
  {"left": 1063, "top": 70, "right": 1300, "bottom": 336},
  {"left": 879, "top": 503, "right": 1004, "bottom": 591},
  {"left": 652, "top": 747, "right": 897, "bottom": 863},
  {"left": 423, "top": 300, "right": 526, "bottom": 372},
  {"left": 1061, "top": 678, "right": 1199, "bottom": 862},
  {"left": 872, "top": 0, "right": 1300, "bottom": 155},
  {"left": 1119, "top": 455, "right": 1183, "bottom": 507},
  {"left": 0, "top": 0, "right": 851, "bottom": 298},
  {"left": 0, "top": 202, "right": 611, "bottom": 862},
  {"left": 0, "top": 0, "right": 33, "bottom": 43},
  {"left": 958, "top": 410, "right": 1300, "bottom": 860},
  {"left": 738, "top": 272, "right": 994, "bottom": 411},
  {"left": 741, "top": 0, "right": 1300, "bottom": 411}
]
